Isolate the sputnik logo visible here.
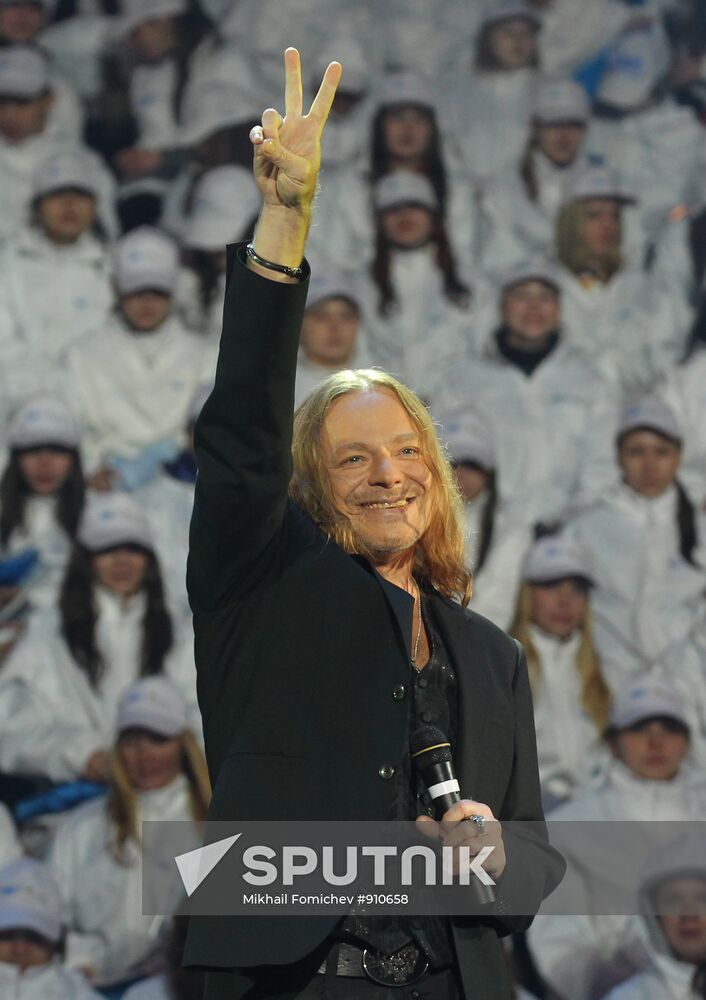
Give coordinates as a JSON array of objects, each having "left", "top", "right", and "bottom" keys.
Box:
[{"left": 175, "top": 834, "right": 242, "bottom": 897}]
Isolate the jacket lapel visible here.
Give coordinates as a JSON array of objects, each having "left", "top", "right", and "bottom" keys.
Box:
[{"left": 430, "top": 597, "right": 490, "bottom": 800}]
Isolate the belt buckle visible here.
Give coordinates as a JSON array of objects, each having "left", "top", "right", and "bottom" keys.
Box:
[{"left": 361, "top": 943, "right": 429, "bottom": 987}]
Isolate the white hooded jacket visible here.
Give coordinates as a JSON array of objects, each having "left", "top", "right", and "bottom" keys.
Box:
[
  {"left": 567, "top": 483, "right": 706, "bottom": 689},
  {"left": 49, "top": 774, "right": 195, "bottom": 988},
  {"left": 0, "top": 591, "right": 194, "bottom": 781},
  {"left": 62, "top": 313, "right": 216, "bottom": 471},
  {"left": 0, "top": 495, "right": 73, "bottom": 612},
  {"left": 432, "top": 337, "right": 619, "bottom": 528},
  {"left": 659, "top": 349, "right": 706, "bottom": 508}
]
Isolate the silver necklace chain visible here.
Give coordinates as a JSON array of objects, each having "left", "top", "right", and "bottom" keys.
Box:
[{"left": 410, "top": 578, "right": 423, "bottom": 669}]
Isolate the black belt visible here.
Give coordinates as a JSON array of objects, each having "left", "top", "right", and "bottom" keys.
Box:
[{"left": 318, "top": 940, "right": 430, "bottom": 987}]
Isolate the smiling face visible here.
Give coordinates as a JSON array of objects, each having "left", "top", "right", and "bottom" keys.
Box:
[
  {"left": 502, "top": 280, "right": 560, "bottom": 343},
  {"left": 656, "top": 877, "right": 706, "bottom": 964},
  {"left": 322, "top": 388, "right": 434, "bottom": 559}
]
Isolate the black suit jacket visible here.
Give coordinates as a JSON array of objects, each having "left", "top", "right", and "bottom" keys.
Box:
[{"left": 184, "top": 245, "right": 563, "bottom": 998}]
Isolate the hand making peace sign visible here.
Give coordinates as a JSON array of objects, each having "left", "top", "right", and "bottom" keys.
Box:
[{"left": 250, "top": 48, "right": 342, "bottom": 214}]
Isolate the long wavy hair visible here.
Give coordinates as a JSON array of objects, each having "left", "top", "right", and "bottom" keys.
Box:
[
  {"left": 555, "top": 199, "right": 623, "bottom": 281},
  {"left": 0, "top": 449, "right": 84, "bottom": 547},
  {"left": 291, "top": 370, "right": 472, "bottom": 606},
  {"left": 371, "top": 210, "right": 471, "bottom": 316},
  {"left": 107, "top": 729, "right": 210, "bottom": 863},
  {"left": 59, "top": 545, "right": 173, "bottom": 687},
  {"left": 510, "top": 583, "right": 611, "bottom": 731},
  {"left": 370, "top": 106, "right": 448, "bottom": 211}
]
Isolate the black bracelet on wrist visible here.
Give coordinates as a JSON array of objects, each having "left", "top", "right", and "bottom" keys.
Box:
[{"left": 245, "top": 242, "right": 305, "bottom": 280}]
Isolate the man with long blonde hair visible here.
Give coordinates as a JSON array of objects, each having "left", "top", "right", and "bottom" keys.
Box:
[{"left": 185, "top": 48, "right": 561, "bottom": 1000}]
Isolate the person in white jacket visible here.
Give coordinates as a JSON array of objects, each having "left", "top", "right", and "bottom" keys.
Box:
[
  {"left": 355, "top": 170, "right": 473, "bottom": 401},
  {"left": 307, "top": 70, "right": 478, "bottom": 277},
  {"left": 528, "top": 672, "right": 706, "bottom": 1000},
  {"left": 567, "top": 398, "right": 706, "bottom": 692},
  {"left": 554, "top": 166, "right": 692, "bottom": 396},
  {"left": 294, "top": 271, "right": 369, "bottom": 410},
  {"left": 0, "top": 149, "right": 113, "bottom": 396},
  {"left": 0, "top": 492, "right": 194, "bottom": 783},
  {"left": 440, "top": 0, "right": 542, "bottom": 187},
  {"left": 480, "top": 76, "right": 594, "bottom": 272},
  {"left": 0, "top": 395, "right": 84, "bottom": 613},
  {"left": 179, "top": 164, "right": 260, "bottom": 341},
  {"left": 437, "top": 406, "right": 533, "bottom": 629},
  {"left": 0, "top": 857, "right": 102, "bottom": 999},
  {"left": 508, "top": 535, "right": 612, "bottom": 807},
  {"left": 0, "top": 802, "right": 22, "bottom": 869},
  {"left": 121, "top": 917, "right": 205, "bottom": 1000},
  {"left": 602, "top": 838, "right": 706, "bottom": 1000},
  {"left": 431, "top": 259, "right": 619, "bottom": 530},
  {"left": 63, "top": 226, "right": 216, "bottom": 476},
  {"left": 0, "top": 45, "right": 116, "bottom": 241},
  {"left": 48, "top": 677, "right": 210, "bottom": 992}
]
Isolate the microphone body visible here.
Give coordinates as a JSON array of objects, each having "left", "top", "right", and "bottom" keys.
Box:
[{"left": 411, "top": 726, "right": 496, "bottom": 905}]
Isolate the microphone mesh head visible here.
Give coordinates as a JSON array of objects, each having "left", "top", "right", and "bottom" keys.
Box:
[{"left": 410, "top": 725, "right": 452, "bottom": 764}]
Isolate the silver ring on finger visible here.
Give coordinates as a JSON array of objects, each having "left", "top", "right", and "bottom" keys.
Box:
[{"left": 468, "top": 814, "right": 486, "bottom": 836}]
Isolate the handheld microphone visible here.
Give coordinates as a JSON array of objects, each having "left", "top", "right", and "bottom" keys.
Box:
[{"left": 411, "top": 725, "right": 495, "bottom": 904}]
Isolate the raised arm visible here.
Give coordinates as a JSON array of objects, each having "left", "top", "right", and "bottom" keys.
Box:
[{"left": 187, "top": 49, "right": 342, "bottom": 612}]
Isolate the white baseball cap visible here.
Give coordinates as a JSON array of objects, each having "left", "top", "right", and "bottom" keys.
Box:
[
  {"left": 377, "top": 71, "right": 436, "bottom": 112},
  {"left": 116, "top": 677, "right": 188, "bottom": 738},
  {"left": 565, "top": 165, "right": 636, "bottom": 206},
  {"left": 179, "top": 79, "right": 260, "bottom": 147},
  {"left": 523, "top": 536, "right": 594, "bottom": 585},
  {"left": 374, "top": 171, "right": 438, "bottom": 212},
  {"left": 608, "top": 672, "right": 690, "bottom": 732},
  {"left": 313, "top": 33, "right": 368, "bottom": 95},
  {"left": 114, "top": 226, "right": 179, "bottom": 296},
  {"left": 307, "top": 271, "right": 360, "bottom": 311},
  {"left": 481, "top": 0, "right": 542, "bottom": 29},
  {"left": 535, "top": 78, "right": 590, "bottom": 125},
  {"left": 440, "top": 410, "right": 495, "bottom": 470},
  {"left": 32, "top": 149, "right": 99, "bottom": 201},
  {"left": 184, "top": 166, "right": 260, "bottom": 251},
  {"left": 0, "top": 859, "right": 63, "bottom": 943},
  {"left": 0, "top": 45, "right": 50, "bottom": 99},
  {"left": 617, "top": 398, "right": 682, "bottom": 444},
  {"left": 596, "top": 27, "right": 670, "bottom": 111},
  {"left": 500, "top": 258, "right": 560, "bottom": 294},
  {"left": 8, "top": 394, "right": 80, "bottom": 451},
  {"left": 112, "top": 0, "right": 187, "bottom": 41},
  {"left": 78, "top": 492, "right": 153, "bottom": 553}
]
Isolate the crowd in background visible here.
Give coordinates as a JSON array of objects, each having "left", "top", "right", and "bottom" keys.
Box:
[{"left": 0, "top": 0, "right": 706, "bottom": 997}]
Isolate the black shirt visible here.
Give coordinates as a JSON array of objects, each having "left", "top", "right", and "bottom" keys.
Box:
[{"left": 339, "top": 595, "right": 457, "bottom": 966}]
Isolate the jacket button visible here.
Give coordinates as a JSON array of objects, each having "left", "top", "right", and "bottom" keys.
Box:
[
  {"left": 420, "top": 711, "right": 433, "bottom": 723},
  {"left": 392, "top": 684, "right": 406, "bottom": 701},
  {"left": 378, "top": 765, "right": 395, "bottom": 780},
  {"left": 417, "top": 677, "right": 428, "bottom": 689}
]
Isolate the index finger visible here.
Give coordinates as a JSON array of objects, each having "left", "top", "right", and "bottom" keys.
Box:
[
  {"left": 308, "top": 60, "right": 343, "bottom": 124},
  {"left": 284, "top": 47, "right": 302, "bottom": 117}
]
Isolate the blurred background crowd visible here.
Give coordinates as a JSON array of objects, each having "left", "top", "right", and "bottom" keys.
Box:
[{"left": 1, "top": 0, "right": 706, "bottom": 997}]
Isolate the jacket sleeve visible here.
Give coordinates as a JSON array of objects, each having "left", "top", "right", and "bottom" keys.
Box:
[{"left": 187, "top": 244, "right": 310, "bottom": 612}]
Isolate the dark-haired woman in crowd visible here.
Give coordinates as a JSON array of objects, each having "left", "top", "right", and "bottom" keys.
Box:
[
  {"left": 49, "top": 678, "right": 209, "bottom": 994},
  {"left": 307, "top": 70, "right": 477, "bottom": 276},
  {"left": 0, "top": 395, "right": 84, "bottom": 612},
  {"left": 0, "top": 492, "right": 195, "bottom": 784},
  {"left": 356, "top": 170, "right": 472, "bottom": 400},
  {"left": 480, "top": 77, "right": 593, "bottom": 272},
  {"left": 441, "top": 0, "right": 542, "bottom": 186},
  {"left": 567, "top": 398, "right": 706, "bottom": 692}
]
